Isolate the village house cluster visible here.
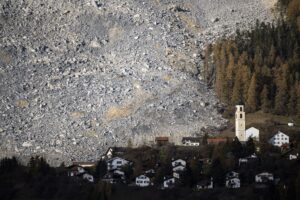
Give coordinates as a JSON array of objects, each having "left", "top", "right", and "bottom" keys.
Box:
[{"left": 66, "top": 105, "right": 299, "bottom": 189}]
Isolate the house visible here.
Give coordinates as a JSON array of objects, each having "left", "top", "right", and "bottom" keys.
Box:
[
  {"left": 82, "top": 173, "right": 94, "bottom": 183},
  {"left": 145, "top": 169, "right": 155, "bottom": 178},
  {"left": 255, "top": 172, "right": 274, "bottom": 183},
  {"left": 238, "top": 153, "right": 258, "bottom": 166},
  {"left": 269, "top": 131, "right": 289, "bottom": 147},
  {"left": 113, "top": 169, "right": 125, "bottom": 177},
  {"left": 225, "top": 171, "right": 240, "bottom": 188},
  {"left": 145, "top": 169, "right": 155, "bottom": 174},
  {"left": 155, "top": 137, "right": 169, "bottom": 146},
  {"left": 107, "top": 157, "right": 130, "bottom": 171},
  {"left": 289, "top": 153, "right": 299, "bottom": 160},
  {"left": 197, "top": 178, "right": 213, "bottom": 189},
  {"left": 72, "top": 162, "right": 96, "bottom": 168},
  {"left": 102, "top": 170, "right": 126, "bottom": 184},
  {"left": 67, "top": 165, "right": 85, "bottom": 176},
  {"left": 207, "top": 137, "right": 228, "bottom": 145},
  {"left": 245, "top": 127, "right": 260, "bottom": 141},
  {"left": 173, "top": 171, "right": 181, "bottom": 179},
  {"left": 172, "top": 159, "right": 186, "bottom": 167},
  {"left": 172, "top": 165, "right": 186, "bottom": 172},
  {"left": 102, "top": 147, "right": 114, "bottom": 160},
  {"left": 226, "top": 178, "right": 241, "bottom": 188},
  {"left": 238, "top": 158, "right": 248, "bottom": 165},
  {"left": 163, "top": 177, "right": 176, "bottom": 189},
  {"left": 182, "top": 137, "right": 201, "bottom": 146},
  {"left": 226, "top": 171, "right": 239, "bottom": 179},
  {"left": 135, "top": 175, "right": 151, "bottom": 187}
]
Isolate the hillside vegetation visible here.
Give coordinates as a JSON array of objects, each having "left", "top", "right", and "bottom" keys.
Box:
[{"left": 204, "top": 0, "right": 300, "bottom": 117}]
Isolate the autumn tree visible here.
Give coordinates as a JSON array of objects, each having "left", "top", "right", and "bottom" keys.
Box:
[{"left": 246, "top": 73, "right": 258, "bottom": 112}]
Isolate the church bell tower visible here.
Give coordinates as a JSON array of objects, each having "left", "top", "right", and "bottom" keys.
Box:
[{"left": 235, "top": 105, "right": 246, "bottom": 142}]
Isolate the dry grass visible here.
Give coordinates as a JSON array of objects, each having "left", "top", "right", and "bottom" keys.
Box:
[
  {"left": 69, "top": 111, "right": 85, "bottom": 119},
  {"left": 176, "top": 13, "right": 201, "bottom": 33},
  {"left": 163, "top": 74, "right": 173, "bottom": 81},
  {"left": 16, "top": 99, "right": 29, "bottom": 109},
  {"left": 0, "top": 50, "right": 13, "bottom": 65},
  {"left": 105, "top": 105, "right": 134, "bottom": 121},
  {"left": 108, "top": 26, "right": 123, "bottom": 43}
]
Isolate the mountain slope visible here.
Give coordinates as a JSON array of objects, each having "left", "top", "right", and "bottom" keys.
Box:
[{"left": 0, "top": 0, "right": 274, "bottom": 165}]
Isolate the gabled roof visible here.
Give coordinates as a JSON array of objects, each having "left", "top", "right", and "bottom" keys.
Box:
[
  {"left": 172, "top": 159, "right": 186, "bottom": 164},
  {"left": 256, "top": 172, "right": 273, "bottom": 176},
  {"left": 107, "top": 156, "right": 130, "bottom": 163},
  {"left": 136, "top": 174, "right": 150, "bottom": 179},
  {"left": 246, "top": 127, "right": 259, "bottom": 132},
  {"left": 271, "top": 131, "right": 289, "bottom": 138}
]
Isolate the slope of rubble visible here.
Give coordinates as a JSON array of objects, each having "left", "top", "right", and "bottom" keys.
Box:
[{"left": 0, "top": 0, "right": 275, "bottom": 165}]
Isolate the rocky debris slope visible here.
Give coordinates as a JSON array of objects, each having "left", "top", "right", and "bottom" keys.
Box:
[{"left": 0, "top": 0, "right": 274, "bottom": 165}]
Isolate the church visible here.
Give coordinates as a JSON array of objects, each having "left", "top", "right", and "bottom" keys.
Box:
[{"left": 235, "top": 105, "right": 260, "bottom": 142}]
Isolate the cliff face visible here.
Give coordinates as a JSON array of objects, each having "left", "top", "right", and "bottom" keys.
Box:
[{"left": 0, "top": 0, "right": 274, "bottom": 165}]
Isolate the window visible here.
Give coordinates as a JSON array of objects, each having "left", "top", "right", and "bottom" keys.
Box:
[
  {"left": 240, "top": 114, "right": 243, "bottom": 119},
  {"left": 116, "top": 161, "right": 122, "bottom": 164},
  {"left": 240, "top": 107, "right": 243, "bottom": 112}
]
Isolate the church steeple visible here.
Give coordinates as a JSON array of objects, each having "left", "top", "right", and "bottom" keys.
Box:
[{"left": 235, "top": 105, "right": 246, "bottom": 142}]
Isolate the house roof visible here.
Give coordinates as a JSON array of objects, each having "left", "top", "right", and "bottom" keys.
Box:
[
  {"left": 246, "top": 127, "right": 259, "bottom": 131},
  {"left": 136, "top": 174, "right": 149, "bottom": 179},
  {"left": 72, "top": 162, "right": 96, "bottom": 167},
  {"left": 271, "top": 131, "right": 289, "bottom": 138},
  {"left": 182, "top": 137, "right": 201, "bottom": 142},
  {"left": 107, "top": 156, "right": 131, "bottom": 164},
  {"left": 207, "top": 138, "right": 227, "bottom": 144},
  {"left": 256, "top": 172, "right": 273, "bottom": 176},
  {"left": 155, "top": 137, "right": 169, "bottom": 141}
]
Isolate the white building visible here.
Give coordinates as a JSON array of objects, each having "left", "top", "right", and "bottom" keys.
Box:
[
  {"left": 226, "top": 171, "right": 240, "bottom": 188},
  {"left": 239, "top": 153, "right": 258, "bottom": 166},
  {"left": 83, "top": 173, "right": 94, "bottom": 183},
  {"left": 269, "top": 131, "right": 289, "bottom": 147},
  {"left": 107, "top": 157, "right": 130, "bottom": 171},
  {"left": 68, "top": 166, "right": 85, "bottom": 176},
  {"left": 136, "top": 175, "right": 151, "bottom": 187},
  {"left": 182, "top": 137, "right": 201, "bottom": 146},
  {"left": 226, "top": 171, "right": 239, "bottom": 179},
  {"left": 173, "top": 165, "right": 186, "bottom": 172},
  {"left": 226, "top": 178, "right": 241, "bottom": 188},
  {"left": 245, "top": 127, "right": 260, "bottom": 141},
  {"left": 197, "top": 178, "right": 213, "bottom": 189},
  {"left": 255, "top": 172, "right": 274, "bottom": 183},
  {"left": 172, "top": 159, "right": 186, "bottom": 168},
  {"left": 289, "top": 154, "right": 299, "bottom": 160},
  {"left": 235, "top": 105, "right": 246, "bottom": 142},
  {"left": 163, "top": 177, "right": 176, "bottom": 189}
]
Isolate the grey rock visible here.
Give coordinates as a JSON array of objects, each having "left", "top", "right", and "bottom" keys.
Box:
[{"left": 0, "top": 0, "right": 274, "bottom": 165}]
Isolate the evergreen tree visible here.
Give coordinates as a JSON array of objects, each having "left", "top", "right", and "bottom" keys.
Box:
[
  {"left": 246, "top": 73, "right": 258, "bottom": 112},
  {"left": 261, "top": 84, "right": 271, "bottom": 112},
  {"left": 95, "top": 160, "right": 107, "bottom": 180},
  {"left": 274, "top": 64, "right": 289, "bottom": 114},
  {"left": 288, "top": 85, "right": 297, "bottom": 115}
]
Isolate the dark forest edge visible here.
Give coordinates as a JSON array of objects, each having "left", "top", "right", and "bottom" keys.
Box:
[{"left": 203, "top": 0, "right": 300, "bottom": 117}]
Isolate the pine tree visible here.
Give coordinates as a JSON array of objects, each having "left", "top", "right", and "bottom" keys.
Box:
[
  {"left": 274, "top": 64, "right": 289, "bottom": 114},
  {"left": 261, "top": 85, "right": 271, "bottom": 112},
  {"left": 296, "top": 83, "right": 300, "bottom": 118},
  {"left": 231, "top": 74, "right": 243, "bottom": 105},
  {"left": 288, "top": 85, "right": 297, "bottom": 115},
  {"left": 246, "top": 73, "right": 258, "bottom": 112}
]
